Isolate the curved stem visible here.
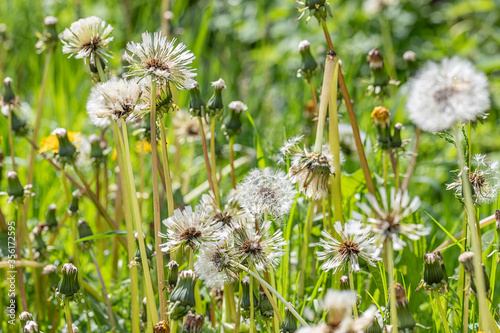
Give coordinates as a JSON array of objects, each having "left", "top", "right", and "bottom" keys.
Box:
[{"left": 235, "top": 262, "right": 309, "bottom": 328}]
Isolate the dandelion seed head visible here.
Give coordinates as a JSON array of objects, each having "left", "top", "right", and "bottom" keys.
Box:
[
  {"left": 298, "top": 40, "right": 310, "bottom": 52},
  {"left": 406, "top": 57, "right": 490, "bottom": 132},
  {"left": 228, "top": 101, "right": 248, "bottom": 112},
  {"left": 211, "top": 78, "right": 226, "bottom": 90},
  {"left": 44, "top": 16, "right": 58, "bottom": 25},
  {"left": 194, "top": 239, "right": 238, "bottom": 288}
]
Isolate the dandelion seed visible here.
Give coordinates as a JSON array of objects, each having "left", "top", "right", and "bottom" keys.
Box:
[
  {"left": 446, "top": 154, "right": 500, "bottom": 205},
  {"left": 60, "top": 16, "right": 114, "bottom": 65},
  {"left": 159, "top": 206, "right": 219, "bottom": 253},
  {"left": 194, "top": 238, "right": 238, "bottom": 288},
  {"left": 124, "top": 32, "right": 196, "bottom": 88},
  {"left": 356, "top": 187, "right": 428, "bottom": 251},
  {"left": 86, "top": 77, "right": 144, "bottom": 122},
  {"left": 317, "top": 220, "right": 379, "bottom": 273},
  {"left": 233, "top": 219, "right": 286, "bottom": 271},
  {"left": 237, "top": 168, "right": 296, "bottom": 219},
  {"left": 406, "top": 57, "right": 490, "bottom": 132}
]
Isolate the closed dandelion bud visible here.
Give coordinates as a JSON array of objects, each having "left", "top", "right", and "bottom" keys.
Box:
[
  {"left": 7, "top": 171, "right": 24, "bottom": 199},
  {"left": 339, "top": 275, "right": 350, "bottom": 290},
  {"left": 470, "top": 263, "right": 490, "bottom": 295},
  {"left": 423, "top": 252, "right": 445, "bottom": 288},
  {"left": 78, "top": 219, "right": 93, "bottom": 251},
  {"left": 154, "top": 320, "right": 170, "bottom": 333},
  {"left": 23, "top": 321, "right": 39, "bottom": 333},
  {"left": 89, "top": 134, "right": 106, "bottom": 164},
  {"left": 57, "top": 263, "right": 80, "bottom": 301},
  {"left": 391, "top": 123, "right": 403, "bottom": 149},
  {"left": 436, "top": 252, "right": 448, "bottom": 284},
  {"left": 297, "top": 40, "right": 317, "bottom": 81},
  {"left": 224, "top": 101, "right": 247, "bottom": 137},
  {"left": 281, "top": 307, "right": 297, "bottom": 333},
  {"left": 167, "top": 260, "right": 179, "bottom": 292},
  {"left": 10, "top": 110, "right": 30, "bottom": 137},
  {"left": 19, "top": 311, "right": 33, "bottom": 326},
  {"left": 3, "top": 77, "right": 16, "bottom": 104},
  {"left": 42, "top": 264, "right": 59, "bottom": 289},
  {"left": 458, "top": 251, "right": 475, "bottom": 274},
  {"left": 240, "top": 276, "right": 259, "bottom": 318},
  {"left": 367, "top": 48, "right": 384, "bottom": 70},
  {"left": 46, "top": 203, "right": 58, "bottom": 230},
  {"left": 206, "top": 78, "right": 226, "bottom": 119},
  {"left": 168, "top": 270, "right": 198, "bottom": 320},
  {"left": 183, "top": 310, "right": 204, "bottom": 333},
  {"left": 297, "top": 0, "right": 331, "bottom": 24},
  {"left": 68, "top": 190, "right": 81, "bottom": 215},
  {"left": 52, "top": 128, "right": 77, "bottom": 164},
  {"left": 32, "top": 224, "right": 46, "bottom": 251},
  {"left": 366, "top": 318, "right": 383, "bottom": 333},
  {"left": 188, "top": 82, "right": 205, "bottom": 118},
  {"left": 394, "top": 283, "right": 416, "bottom": 331},
  {"left": 259, "top": 285, "right": 274, "bottom": 318},
  {"left": 141, "top": 297, "right": 148, "bottom": 324}
]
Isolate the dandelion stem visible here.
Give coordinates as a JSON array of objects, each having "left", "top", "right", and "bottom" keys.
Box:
[
  {"left": 452, "top": 125, "right": 497, "bottom": 333},
  {"left": 234, "top": 277, "right": 242, "bottom": 333},
  {"left": 7, "top": 109, "right": 16, "bottom": 171},
  {"left": 462, "top": 274, "right": 470, "bottom": 333},
  {"left": 150, "top": 80, "right": 168, "bottom": 322},
  {"left": 229, "top": 136, "right": 236, "bottom": 188},
  {"left": 299, "top": 202, "right": 315, "bottom": 298},
  {"left": 198, "top": 117, "right": 217, "bottom": 201},
  {"left": 320, "top": 19, "right": 376, "bottom": 197},
  {"left": 433, "top": 290, "right": 451, "bottom": 333},
  {"left": 308, "top": 77, "right": 318, "bottom": 127},
  {"left": 313, "top": 54, "right": 336, "bottom": 154},
  {"left": 235, "top": 262, "right": 309, "bottom": 328},
  {"left": 64, "top": 301, "right": 74, "bottom": 333},
  {"left": 15, "top": 204, "right": 28, "bottom": 311},
  {"left": 385, "top": 239, "right": 398, "bottom": 333},
  {"left": 250, "top": 270, "right": 255, "bottom": 333},
  {"left": 90, "top": 250, "right": 117, "bottom": 332},
  {"left": 348, "top": 267, "right": 358, "bottom": 318},
  {"left": 257, "top": 268, "right": 283, "bottom": 324},
  {"left": 401, "top": 127, "right": 421, "bottom": 192},
  {"left": 210, "top": 118, "right": 220, "bottom": 205}
]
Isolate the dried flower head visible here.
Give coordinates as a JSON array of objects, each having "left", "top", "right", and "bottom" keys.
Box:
[
  {"left": 172, "top": 109, "right": 204, "bottom": 143},
  {"left": 356, "top": 187, "right": 428, "bottom": 250},
  {"left": 237, "top": 168, "right": 296, "bottom": 219},
  {"left": 23, "top": 321, "right": 39, "bottom": 333},
  {"left": 317, "top": 220, "right": 379, "bottom": 273},
  {"left": 200, "top": 191, "right": 248, "bottom": 234},
  {"left": 60, "top": 16, "right": 113, "bottom": 65},
  {"left": 194, "top": 238, "right": 238, "bottom": 288},
  {"left": 159, "top": 206, "right": 219, "bottom": 253},
  {"left": 124, "top": 32, "right": 196, "bottom": 88},
  {"left": 446, "top": 154, "right": 500, "bottom": 205},
  {"left": 406, "top": 57, "right": 490, "bottom": 132},
  {"left": 367, "top": 48, "right": 384, "bottom": 69},
  {"left": 87, "top": 77, "right": 144, "bottom": 122},
  {"left": 233, "top": 219, "right": 286, "bottom": 271}
]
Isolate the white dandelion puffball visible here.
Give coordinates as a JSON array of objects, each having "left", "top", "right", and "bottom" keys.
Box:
[{"left": 406, "top": 57, "right": 490, "bottom": 132}]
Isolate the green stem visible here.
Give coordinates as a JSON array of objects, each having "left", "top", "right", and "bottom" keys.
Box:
[
  {"left": 90, "top": 250, "right": 117, "bottom": 331},
  {"left": 348, "top": 267, "right": 358, "bottom": 318},
  {"left": 181, "top": 141, "right": 195, "bottom": 194},
  {"left": 250, "top": 270, "right": 255, "bottom": 333},
  {"left": 7, "top": 109, "right": 16, "bottom": 171},
  {"left": 210, "top": 118, "right": 220, "bottom": 206},
  {"left": 235, "top": 262, "right": 309, "bottom": 328},
  {"left": 452, "top": 126, "right": 496, "bottom": 332},
  {"left": 434, "top": 290, "right": 451, "bottom": 333},
  {"left": 462, "top": 274, "right": 470, "bottom": 333},
  {"left": 299, "top": 202, "right": 315, "bottom": 298},
  {"left": 198, "top": 117, "right": 217, "bottom": 202},
  {"left": 64, "top": 302, "right": 74, "bottom": 333},
  {"left": 96, "top": 58, "right": 106, "bottom": 82},
  {"left": 229, "top": 136, "right": 236, "bottom": 189},
  {"left": 385, "top": 239, "right": 398, "bottom": 333}
]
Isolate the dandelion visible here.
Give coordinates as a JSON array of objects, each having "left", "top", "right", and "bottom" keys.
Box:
[
  {"left": 86, "top": 77, "right": 144, "bottom": 122},
  {"left": 317, "top": 220, "right": 379, "bottom": 273},
  {"left": 124, "top": 32, "right": 196, "bottom": 88},
  {"left": 200, "top": 191, "right": 248, "bottom": 233},
  {"left": 159, "top": 206, "right": 219, "bottom": 253},
  {"left": 194, "top": 238, "right": 238, "bottom": 288},
  {"left": 173, "top": 109, "right": 204, "bottom": 143},
  {"left": 233, "top": 219, "right": 286, "bottom": 271},
  {"left": 406, "top": 57, "right": 490, "bottom": 132},
  {"left": 35, "top": 16, "right": 58, "bottom": 54},
  {"left": 446, "top": 154, "right": 500, "bottom": 205},
  {"left": 0, "top": 171, "right": 35, "bottom": 203},
  {"left": 60, "top": 16, "right": 114, "bottom": 65},
  {"left": 224, "top": 101, "right": 247, "bottom": 137},
  {"left": 39, "top": 131, "right": 80, "bottom": 153},
  {"left": 237, "top": 168, "right": 296, "bottom": 219},
  {"left": 356, "top": 187, "right": 428, "bottom": 250}
]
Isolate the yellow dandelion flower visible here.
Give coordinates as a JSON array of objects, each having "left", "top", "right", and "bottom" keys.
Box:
[
  {"left": 111, "top": 148, "right": 117, "bottom": 161},
  {"left": 370, "top": 106, "right": 390, "bottom": 128},
  {"left": 39, "top": 131, "right": 81, "bottom": 153},
  {"left": 135, "top": 139, "right": 152, "bottom": 154}
]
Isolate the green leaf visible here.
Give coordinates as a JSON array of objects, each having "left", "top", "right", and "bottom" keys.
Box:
[{"left": 74, "top": 230, "right": 127, "bottom": 243}]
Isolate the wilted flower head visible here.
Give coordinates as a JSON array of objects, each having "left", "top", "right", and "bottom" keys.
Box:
[
  {"left": 194, "top": 238, "right": 238, "bottom": 288},
  {"left": 159, "top": 206, "right": 219, "bottom": 253},
  {"left": 317, "top": 220, "right": 379, "bottom": 273},
  {"left": 237, "top": 168, "right": 296, "bottom": 219},
  {"left": 356, "top": 187, "right": 428, "bottom": 250},
  {"left": 406, "top": 57, "right": 490, "bottom": 132},
  {"left": 367, "top": 48, "right": 384, "bottom": 70},
  {"left": 19, "top": 311, "right": 33, "bottom": 325},
  {"left": 87, "top": 77, "right": 144, "bottom": 122},
  {"left": 124, "top": 32, "right": 196, "bottom": 88},
  {"left": 200, "top": 191, "right": 247, "bottom": 234},
  {"left": 233, "top": 219, "right": 286, "bottom": 271},
  {"left": 35, "top": 16, "right": 58, "bottom": 53},
  {"left": 23, "top": 321, "right": 39, "bottom": 333},
  {"left": 172, "top": 109, "right": 204, "bottom": 143},
  {"left": 446, "top": 154, "right": 500, "bottom": 205},
  {"left": 60, "top": 16, "right": 114, "bottom": 65}
]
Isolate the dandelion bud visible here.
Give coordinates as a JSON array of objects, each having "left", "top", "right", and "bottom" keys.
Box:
[
  {"left": 422, "top": 252, "right": 447, "bottom": 292},
  {"left": 45, "top": 203, "right": 58, "bottom": 230},
  {"left": 32, "top": 224, "right": 47, "bottom": 252},
  {"left": 391, "top": 123, "right": 403, "bottom": 149},
  {"left": 297, "top": 40, "right": 317, "bottom": 81},
  {"left": 35, "top": 16, "right": 58, "bottom": 54},
  {"left": 402, "top": 50, "right": 417, "bottom": 63},
  {"left": 168, "top": 270, "right": 198, "bottom": 320},
  {"left": 183, "top": 310, "right": 204, "bottom": 333},
  {"left": 167, "top": 260, "right": 179, "bottom": 293},
  {"left": 7, "top": 171, "right": 24, "bottom": 199},
  {"left": 206, "top": 78, "right": 226, "bottom": 119},
  {"left": 153, "top": 320, "right": 169, "bottom": 333},
  {"left": 371, "top": 106, "right": 391, "bottom": 150},
  {"left": 281, "top": 307, "right": 298, "bottom": 333},
  {"left": 393, "top": 283, "right": 416, "bottom": 330},
  {"left": 224, "top": 101, "right": 247, "bottom": 137},
  {"left": 23, "top": 321, "right": 39, "bottom": 333},
  {"left": 3, "top": 77, "right": 16, "bottom": 104},
  {"left": 240, "top": 276, "right": 259, "bottom": 318},
  {"left": 470, "top": 263, "right": 491, "bottom": 295},
  {"left": 458, "top": 251, "right": 475, "bottom": 274},
  {"left": 435, "top": 252, "right": 448, "bottom": 284},
  {"left": 57, "top": 263, "right": 80, "bottom": 301},
  {"left": 19, "top": 311, "right": 33, "bottom": 325},
  {"left": 89, "top": 134, "right": 107, "bottom": 164},
  {"left": 324, "top": 290, "right": 356, "bottom": 327},
  {"left": 367, "top": 48, "right": 384, "bottom": 70},
  {"left": 366, "top": 318, "right": 383, "bottom": 333},
  {"left": 52, "top": 128, "right": 77, "bottom": 164},
  {"left": 42, "top": 264, "right": 59, "bottom": 289},
  {"left": 339, "top": 275, "right": 350, "bottom": 290},
  {"left": 141, "top": 297, "right": 148, "bottom": 324},
  {"left": 259, "top": 285, "right": 274, "bottom": 318},
  {"left": 68, "top": 190, "right": 81, "bottom": 215},
  {"left": 78, "top": 219, "right": 94, "bottom": 251},
  {"left": 188, "top": 82, "right": 205, "bottom": 118}
]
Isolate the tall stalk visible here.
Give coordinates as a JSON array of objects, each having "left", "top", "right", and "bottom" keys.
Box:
[
  {"left": 385, "top": 239, "right": 398, "bottom": 333},
  {"left": 90, "top": 250, "right": 117, "bottom": 332},
  {"left": 64, "top": 302, "right": 74, "bottom": 333},
  {"left": 229, "top": 136, "right": 236, "bottom": 188},
  {"left": 210, "top": 118, "right": 220, "bottom": 205},
  {"left": 7, "top": 110, "right": 16, "bottom": 171},
  {"left": 452, "top": 126, "right": 496, "bottom": 332},
  {"left": 197, "top": 117, "right": 217, "bottom": 200}
]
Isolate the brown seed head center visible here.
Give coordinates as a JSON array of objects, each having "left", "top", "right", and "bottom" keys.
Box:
[
  {"left": 180, "top": 227, "right": 202, "bottom": 242},
  {"left": 339, "top": 241, "right": 360, "bottom": 256},
  {"left": 241, "top": 240, "right": 263, "bottom": 255}
]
